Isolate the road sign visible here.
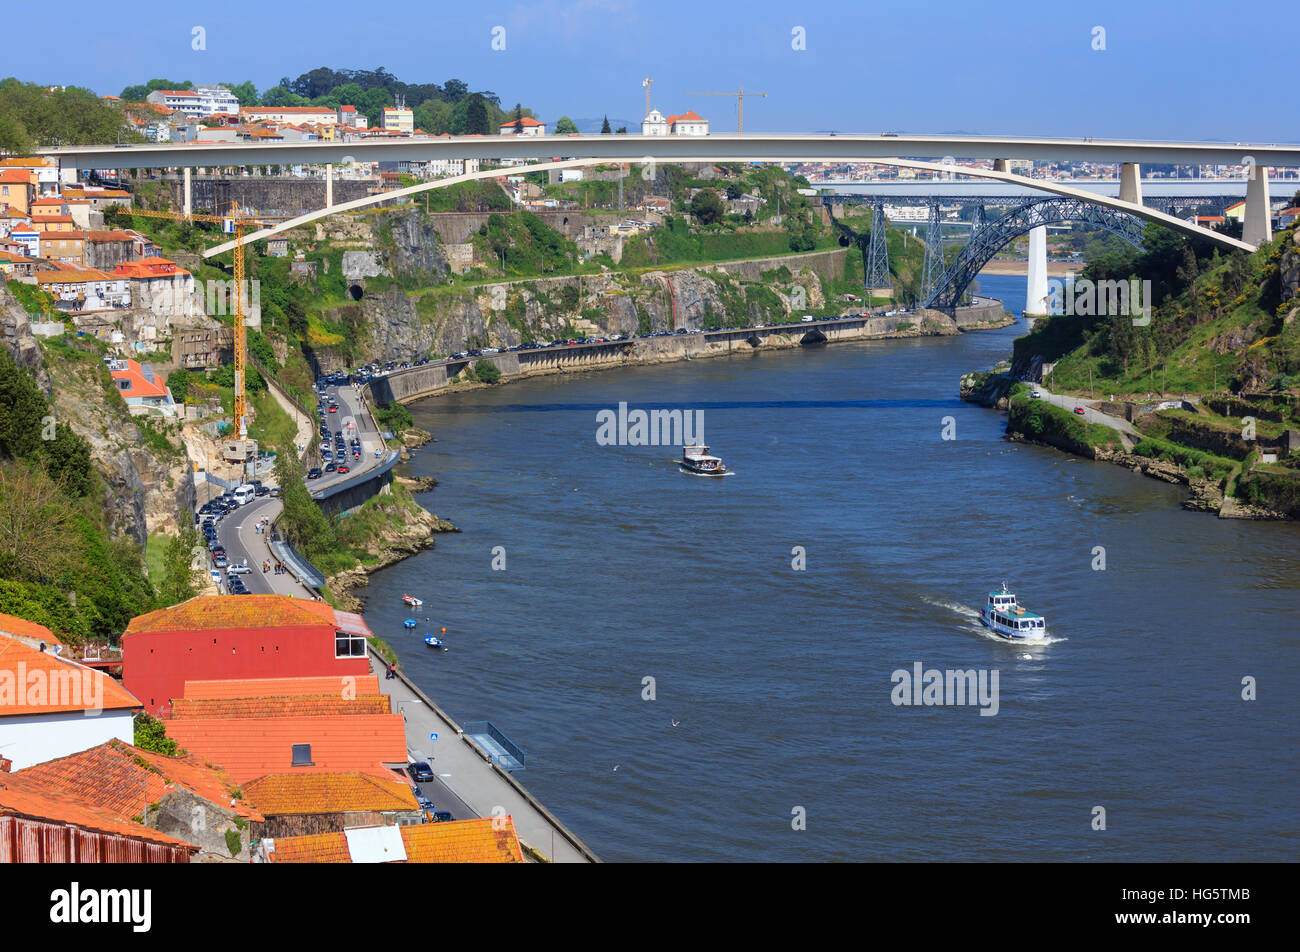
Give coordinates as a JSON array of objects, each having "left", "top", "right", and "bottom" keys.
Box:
[{"left": 430, "top": 732, "right": 438, "bottom": 743}]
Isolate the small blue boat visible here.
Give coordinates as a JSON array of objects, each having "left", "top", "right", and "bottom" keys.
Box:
[
  {"left": 403, "top": 618, "right": 417, "bottom": 629},
  {"left": 424, "top": 634, "right": 446, "bottom": 650}
]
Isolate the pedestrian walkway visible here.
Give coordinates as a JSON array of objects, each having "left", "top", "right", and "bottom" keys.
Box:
[{"left": 369, "top": 647, "right": 599, "bottom": 863}]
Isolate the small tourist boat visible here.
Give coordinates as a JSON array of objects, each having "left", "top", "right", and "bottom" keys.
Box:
[
  {"left": 680, "top": 444, "right": 728, "bottom": 476},
  {"left": 403, "top": 594, "right": 423, "bottom": 608},
  {"left": 424, "top": 634, "right": 446, "bottom": 650},
  {"left": 403, "top": 618, "right": 417, "bottom": 629},
  {"left": 978, "top": 583, "right": 1047, "bottom": 641}
]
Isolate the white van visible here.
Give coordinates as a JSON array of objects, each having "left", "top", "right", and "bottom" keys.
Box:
[
  {"left": 232, "top": 484, "right": 256, "bottom": 506},
  {"left": 800, "top": 315, "right": 815, "bottom": 322}
]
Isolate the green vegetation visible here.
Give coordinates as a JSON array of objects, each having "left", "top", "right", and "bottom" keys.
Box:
[
  {"left": 475, "top": 212, "right": 580, "bottom": 276},
  {"left": 133, "top": 712, "right": 180, "bottom": 755},
  {"left": 373, "top": 401, "right": 414, "bottom": 437},
  {"left": 1007, "top": 391, "right": 1122, "bottom": 455},
  {"left": 473, "top": 359, "right": 502, "bottom": 384},
  {"left": 225, "top": 829, "right": 243, "bottom": 858},
  {"left": 272, "top": 443, "right": 337, "bottom": 562},
  {"left": 0, "top": 78, "right": 142, "bottom": 153},
  {"left": 157, "top": 526, "right": 204, "bottom": 608},
  {"left": 116, "top": 67, "right": 531, "bottom": 135}
]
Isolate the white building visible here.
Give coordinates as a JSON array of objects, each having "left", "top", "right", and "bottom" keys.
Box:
[
  {"left": 146, "top": 86, "right": 238, "bottom": 118},
  {"left": 643, "top": 108, "right": 708, "bottom": 136},
  {"left": 382, "top": 107, "right": 413, "bottom": 133},
  {"left": 499, "top": 116, "right": 546, "bottom": 136},
  {"left": 0, "top": 631, "right": 141, "bottom": 772},
  {"left": 642, "top": 109, "right": 669, "bottom": 136}
]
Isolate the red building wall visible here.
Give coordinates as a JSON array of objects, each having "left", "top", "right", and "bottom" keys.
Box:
[{"left": 122, "top": 624, "right": 370, "bottom": 715}]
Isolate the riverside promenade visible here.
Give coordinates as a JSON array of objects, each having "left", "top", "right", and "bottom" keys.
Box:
[{"left": 367, "top": 646, "right": 600, "bottom": 863}]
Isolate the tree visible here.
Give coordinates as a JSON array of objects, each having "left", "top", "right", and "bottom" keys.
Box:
[
  {"left": 512, "top": 102, "right": 524, "bottom": 134},
  {"left": 600, "top": 115, "right": 612, "bottom": 134},
  {"left": 157, "top": 526, "right": 201, "bottom": 607},
  {"left": 167, "top": 368, "right": 193, "bottom": 404},
  {"left": 133, "top": 712, "right": 180, "bottom": 755},
  {"left": 227, "top": 81, "right": 259, "bottom": 106},
  {"left": 554, "top": 115, "right": 578, "bottom": 135},
  {"left": 615, "top": 126, "right": 628, "bottom": 134},
  {"left": 689, "top": 189, "right": 726, "bottom": 226},
  {"left": 272, "top": 444, "right": 336, "bottom": 559},
  {"left": 465, "top": 95, "right": 490, "bottom": 135},
  {"left": 473, "top": 360, "right": 502, "bottom": 384}
]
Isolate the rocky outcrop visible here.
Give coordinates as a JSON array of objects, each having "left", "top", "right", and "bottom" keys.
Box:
[
  {"left": 0, "top": 286, "right": 51, "bottom": 393},
  {"left": 325, "top": 499, "right": 459, "bottom": 611}
]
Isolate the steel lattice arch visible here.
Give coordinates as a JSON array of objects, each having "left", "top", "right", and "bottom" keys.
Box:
[{"left": 924, "top": 197, "right": 1147, "bottom": 311}]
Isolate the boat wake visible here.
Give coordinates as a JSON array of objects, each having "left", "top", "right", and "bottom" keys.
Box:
[{"left": 921, "top": 596, "right": 1067, "bottom": 645}]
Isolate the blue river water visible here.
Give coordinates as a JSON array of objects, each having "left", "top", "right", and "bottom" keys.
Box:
[{"left": 365, "top": 273, "right": 1299, "bottom": 862}]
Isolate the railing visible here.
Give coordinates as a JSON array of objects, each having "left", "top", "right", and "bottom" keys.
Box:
[{"left": 462, "top": 721, "right": 527, "bottom": 771}]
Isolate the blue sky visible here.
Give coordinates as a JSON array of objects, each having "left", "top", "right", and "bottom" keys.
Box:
[{"left": 8, "top": 0, "right": 1297, "bottom": 140}]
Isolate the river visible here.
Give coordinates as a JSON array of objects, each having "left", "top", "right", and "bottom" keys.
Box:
[{"left": 365, "top": 273, "right": 1299, "bottom": 862}]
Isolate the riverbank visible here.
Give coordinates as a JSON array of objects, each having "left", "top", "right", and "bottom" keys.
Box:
[
  {"left": 960, "top": 370, "right": 1297, "bottom": 521},
  {"left": 379, "top": 301, "right": 1017, "bottom": 405}
]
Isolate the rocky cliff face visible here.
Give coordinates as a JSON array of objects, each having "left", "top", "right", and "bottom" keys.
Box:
[
  {"left": 43, "top": 353, "right": 194, "bottom": 544},
  {"left": 1, "top": 285, "right": 192, "bottom": 544}
]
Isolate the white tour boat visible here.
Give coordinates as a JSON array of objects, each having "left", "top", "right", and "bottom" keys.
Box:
[
  {"left": 402, "top": 594, "right": 423, "bottom": 608},
  {"left": 680, "top": 444, "right": 728, "bottom": 476},
  {"left": 978, "top": 583, "right": 1047, "bottom": 641}
]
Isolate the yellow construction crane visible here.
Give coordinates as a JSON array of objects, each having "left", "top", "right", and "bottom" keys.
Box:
[
  {"left": 684, "top": 86, "right": 767, "bottom": 134},
  {"left": 120, "top": 202, "right": 263, "bottom": 462}
]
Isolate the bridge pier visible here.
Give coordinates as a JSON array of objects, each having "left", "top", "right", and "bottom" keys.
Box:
[
  {"left": 1120, "top": 162, "right": 1143, "bottom": 206},
  {"left": 1025, "top": 226, "right": 1049, "bottom": 316},
  {"left": 182, "top": 167, "right": 192, "bottom": 220},
  {"left": 1244, "top": 165, "right": 1272, "bottom": 248},
  {"left": 326, "top": 163, "right": 334, "bottom": 208}
]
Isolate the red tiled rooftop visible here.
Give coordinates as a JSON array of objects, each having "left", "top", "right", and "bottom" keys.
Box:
[
  {"left": 0, "top": 775, "right": 198, "bottom": 850},
  {"left": 170, "top": 694, "right": 391, "bottom": 719},
  {"left": 265, "top": 817, "right": 525, "bottom": 863},
  {"left": 0, "top": 611, "right": 62, "bottom": 646},
  {"left": 182, "top": 675, "right": 381, "bottom": 700},
  {"left": 11, "top": 739, "right": 262, "bottom": 821},
  {"left": 0, "top": 634, "right": 140, "bottom": 717},
  {"left": 125, "top": 594, "right": 361, "bottom": 635},
  {"left": 163, "top": 714, "right": 408, "bottom": 784},
  {"left": 243, "top": 772, "right": 417, "bottom": 815}
]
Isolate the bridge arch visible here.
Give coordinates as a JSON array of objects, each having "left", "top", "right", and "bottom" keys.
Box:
[{"left": 927, "top": 197, "right": 1146, "bottom": 311}]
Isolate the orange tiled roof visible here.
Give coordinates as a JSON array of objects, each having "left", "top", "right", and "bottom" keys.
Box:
[
  {"left": 182, "top": 675, "right": 381, "bottom": 700},
  {"left": 0, "top": 169, "right": 31, "bottom": 183},
  {"left": 114, "top": 256, "right": 189, "bottom": 278},
  {"left": 499, "top": 116, "right": 543, "bottom": 128},
  {"left": 126, "top": 594, "right": 341, "bottom": 635},
  {"left": 243, "top": 772, "right": 417, "bottom": 815},
  {"left": 0, "top": 776, "right": 198, "bottom": 850},
  {"left": 82, "top": 229, "right": 134, "bottom": 243},
  {"left": 12, "top": 739, "right": 262, "bottom": 821},
  {"left": 163, "top": 714, "right": 408, "bottom": 783},
  {"left": 266, "top": 817, "right": 525, "bottom": 863},
  {"left": 667, "top": 110, "right": 705, "bottom": 124},
  {"left": 0, "top": 611, "right": 62, "bottom": 646},
  {"left": 0, "top": 634, "right": 140, "bottom": 716},
  {"left": 171, "top": 694, "right": 391, "bottom": 719}
]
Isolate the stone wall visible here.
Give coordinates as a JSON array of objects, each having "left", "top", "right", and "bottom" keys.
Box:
[{"left": 167, "top": 176, "right": 372, "bottom": 216}]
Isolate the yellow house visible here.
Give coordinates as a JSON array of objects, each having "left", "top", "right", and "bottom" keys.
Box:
[
  {"left": 0, "top": 169, "right": 34, "bottom": 216},
  {"left": 1224, "top": 201, "right": 1246, "bottom": 223}
]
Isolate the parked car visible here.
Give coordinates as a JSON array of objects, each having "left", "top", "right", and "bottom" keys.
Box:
[
  {"left": 212, "top": 553, "right": 229, "bottom": 568},
  {"left": 324, "top": 462, "right": 337, "bottom": 473},
  {"left": 328, "top": 405, "right": 338, "bottom": 413},
  {"left": 433, "top": 811, "right": 453, "bottom": 823},
  {"left": 801, "top": 315, "right": 815, "bottom": 322},
  {"left": 408, "top": 762, "right": 435, "bottom": 783},
  {"left": 1073, "top": 406, "right": 1086, "bottom": 415},
  {"left": 307, "top": 468, "right": 322, "bottom": 480},
  {"left": 1030, "top": 389, "right": 1042, "bottom": 399},
  {"left": 336, "top": 464, "right": 350, "bottom": 474},
  {"left": 226, "top": 561, "right": 252, "bottom": 575}
]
